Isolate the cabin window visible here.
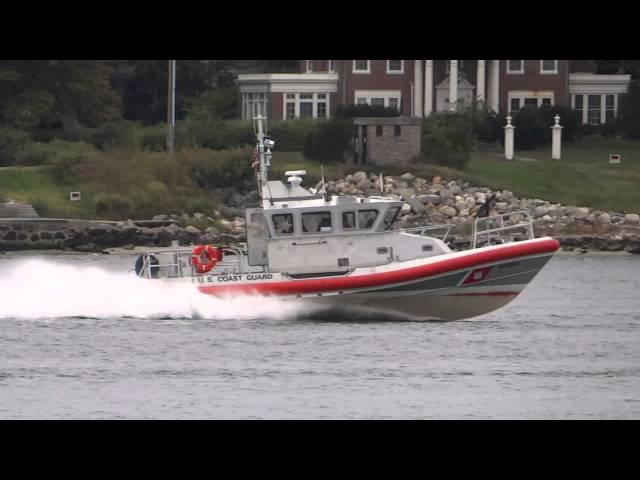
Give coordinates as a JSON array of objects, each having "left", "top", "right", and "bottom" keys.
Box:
[
  {"left": 357, "top": 209, "right": 378, "bottom": 229},
  {"left": 272, "top": 214, "right": 294, "bottom": 235},
  {"left": 342, "top": 211, "right": 356, "bottom": 229},
  {"left": 382, "top": 206, "right": 400, "bottom": 230},
  {"left": 302, "top": 211, "right": 332, "bottom": 233}
]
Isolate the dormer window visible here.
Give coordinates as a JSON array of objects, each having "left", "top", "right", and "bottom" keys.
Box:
[
  {"left": 353, "top": 60, "right": 370, "bottom": 73},
  {"left": 507, "top": 60, "right": 524, "bottom": 74},
  {"left": 540, "top": 60, "right": 558, "bottom": 74},
  {"left": 387, "top": 60, "right": 404, "bottom": 74}
]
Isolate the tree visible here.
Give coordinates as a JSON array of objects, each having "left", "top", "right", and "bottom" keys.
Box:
[
  {"left": 0, "top": 60, "right": 121, "bottom": 128},
  {"left": 617, "top": 79, "right": 640, "bottom": 139}
]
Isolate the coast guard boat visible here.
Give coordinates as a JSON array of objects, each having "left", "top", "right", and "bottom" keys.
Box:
[{"left": 134, "top": 115, "right": 559, "bottom": 320}]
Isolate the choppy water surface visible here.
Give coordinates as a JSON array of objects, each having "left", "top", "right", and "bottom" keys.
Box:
[{"left": 0, "top": 252, "right": 638, "bottom": 419}]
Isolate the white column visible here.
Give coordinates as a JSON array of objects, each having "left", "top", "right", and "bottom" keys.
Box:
[
  {"left": 424, "top": 60, "right": 433, "bottom": 116},
  {"left": 551, "top": 115, "right": 563, "bottom": 160},
  {"left": 504, "top": 115, "right": 515, "bottom": 160},
  {"left": 489, "top": 60, "right": 500, "bottom": 112},
  {"left": 476, "top": 60, "right": 486, "bottom": 103},
  {"left": 449, "top": 60, "right": 458, "bottom": 111},
  {"left": 600, "top": 94, "right": 606, "bottom": 124},
  {"left": 414, "top": 60, "right": 424, "bottom": 117}
]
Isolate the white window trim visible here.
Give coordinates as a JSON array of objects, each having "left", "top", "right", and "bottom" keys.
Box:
[
  {"left": 306, "top": 60, "right": 312, "bottom": 73},
  {"left": 506, "top": 60, "right": 524, "bottom": 74},
  {"left": 282, "top": 92, "right": 330, "bottom": 120},
  {"left": 507, "top": 90, "right": 555, "bottom": 113},
  {"left": 573, "top": 93, "right": 618, "bottom": 125},
  {"left": 354, "top": 90, "right": 402, "bottom": 109},
  {"left": 540, "top": 60, "right": 558, "bottom": 74},
  {"left": 386, "top": 60, "right": 404, "bottom": 74},
  {"left": 328, "top": 60, "right": 335, "bottom": 73},
  {"left": 352, "top": 60, "right": 371, "bottom": 74},
  {"left": 242, "top": 92, "right": 268, "bottom": 120}
]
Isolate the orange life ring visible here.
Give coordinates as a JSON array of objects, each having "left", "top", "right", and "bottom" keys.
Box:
[{"left": 191, "top": 245, "right": 222, "bottom": 274}]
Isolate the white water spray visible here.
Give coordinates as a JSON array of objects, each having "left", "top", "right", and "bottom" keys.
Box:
[{"left": 0, "top": 258, "right": 313, "bottom": 321}]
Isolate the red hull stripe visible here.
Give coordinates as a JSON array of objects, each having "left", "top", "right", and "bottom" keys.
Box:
[
  {"left": 198, "top": 238, "right": 560, "bottom": 296},
  {"left": 448, "top": 291, "right": 519, "bottom": 297}
]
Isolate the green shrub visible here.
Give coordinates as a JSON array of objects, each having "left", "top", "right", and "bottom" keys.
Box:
[
  {"left": 269, "top": 119, "right": 319, "bottom": 151},
  {"left": 421, "top": 112, "right": 474, "bottom": 169},
  {"left": 30, "top": 198, "right": 51, "bottom": 217},
  {"left": 303, "top": 119, "right": 352, "bottom": 162},
  {"left": 600, "top": 120, "right": 617, "bottom": 138},
  {"left": 617, "top": 79, "right": 640, "bottom": 139},
  {"left": 0, "top": 127, "right": 32, "bottom": 166},
  {"left": 539, "top": 105, "right": 581, "bottom": 142},
  {"left": 469, "top": 105, "right": 501, "bottom": 143},
  {"left": 578, "top": 123, "right": 598, "bottom": 137},
  {"left": 508, "top": 107, "right": 548, "bottom": 150},
  {"left": 94, "top": 192, "right": 133, "bottom": 218},
  {"left": 90, "top": 120, "right": 142, "bottom": 150},
  {"left": 179, "top": 119, "right": 253, "bottom": 150},
  {"left": 137, "top": 124, "right": 168, "bottom": 151},
  {"left": 15, "top": 140, "right": 98, "bottom": 182},
  {"left": 189, "top": 147, "right": 254, "bottom": 190}
]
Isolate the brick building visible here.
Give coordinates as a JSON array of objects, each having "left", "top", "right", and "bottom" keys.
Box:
[{"left": 237, "top": 60, "right": 631, "bottom": 125}]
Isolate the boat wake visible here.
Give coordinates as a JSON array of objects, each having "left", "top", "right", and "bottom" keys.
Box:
[{"left": 0, "top": 259, "right": 314, "bottom": 321}]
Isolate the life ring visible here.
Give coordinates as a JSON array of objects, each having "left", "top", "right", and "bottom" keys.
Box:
[{"left": 191, "top": 245, "right": 222, "bottom": 274}]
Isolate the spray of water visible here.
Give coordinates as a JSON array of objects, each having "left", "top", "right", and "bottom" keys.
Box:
[{"left": 0, "top": 259, "right": 314, "bottom": 321}]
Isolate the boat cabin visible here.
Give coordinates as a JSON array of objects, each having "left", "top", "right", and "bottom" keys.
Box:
[{"left": 245, "top": 171, "right": 450, "bottom": 274}]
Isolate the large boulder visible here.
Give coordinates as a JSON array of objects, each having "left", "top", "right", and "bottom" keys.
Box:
[{"left": 624, "top": 213, "right": 640, "bottom": 224}]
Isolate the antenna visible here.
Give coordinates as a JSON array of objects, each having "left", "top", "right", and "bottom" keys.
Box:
[{"left": 321, "top": 165, "right": 328, "bottom": 202}]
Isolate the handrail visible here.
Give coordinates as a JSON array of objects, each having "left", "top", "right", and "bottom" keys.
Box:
[{"left": 471, "top": 210, "right": 534, "bottom": 249}]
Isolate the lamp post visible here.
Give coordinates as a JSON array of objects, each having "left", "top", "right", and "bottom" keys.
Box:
[{"left": 167, "top": 60, "right": 176, "bottom": 154}]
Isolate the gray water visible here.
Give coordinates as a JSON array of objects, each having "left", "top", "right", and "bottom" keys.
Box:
[{"left": 0, "top": 252, "right": 639, "bottom": 419}]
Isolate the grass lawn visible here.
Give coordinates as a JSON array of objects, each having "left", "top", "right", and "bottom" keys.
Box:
[
  {"left": 464, "top": 137, "right": 640, "bottom": 212},
  {"left": 0, "top": 166, "right": 95, "bottom": 217}
]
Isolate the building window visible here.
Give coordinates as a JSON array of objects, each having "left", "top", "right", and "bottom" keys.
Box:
[
  {"left": 282, "top": 93, "right": 331, "bottom": 120},
  {"left": 540, "top": 60, "right": 558, "bottom": 74},
  {"left": 328, "top": 60, "right": 335, "bottom": 73},
  {"left": 376, "top": 125, "right": 383, "bottom": 137},
  {"left": 300, "top": 102, "right": 313, "bottom": 118},
  {"left": 574, "top": 94, "right": 584, "bottom": 120},
  {"left": 588, "top": 95, "right": 602, "bottom": 124},
  {"left": 354, "top": 91, "right": 401, "bottom": 109},
  {"left": 353, "top": 60, "right": 370, "bottom": 73},
  {"left": 507, "top": 60, "right": 524, "bottom": 74},
  {"left": 317, "top": 102, "right": 327, "bottom": 118},
  {"left": 508, "top": 92, "right": 554, "bottom": 113},
  {"left": 394, "top": 125, "right": 401, "bottom": 136},
  {"left": 286, "top": 102, "right": 295, "bottom": 120},
  {"left": 306, "top": 60, "right": 312, "bottom": 73},
  {"left": 606, "top": 95, "right": 615, "bottom": 123},
  {"left": 387, "top": 60, "right": 404, "bottom": 74},
  {"left": 242, "top": 92, "right": 268, "bottom": 120}
]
